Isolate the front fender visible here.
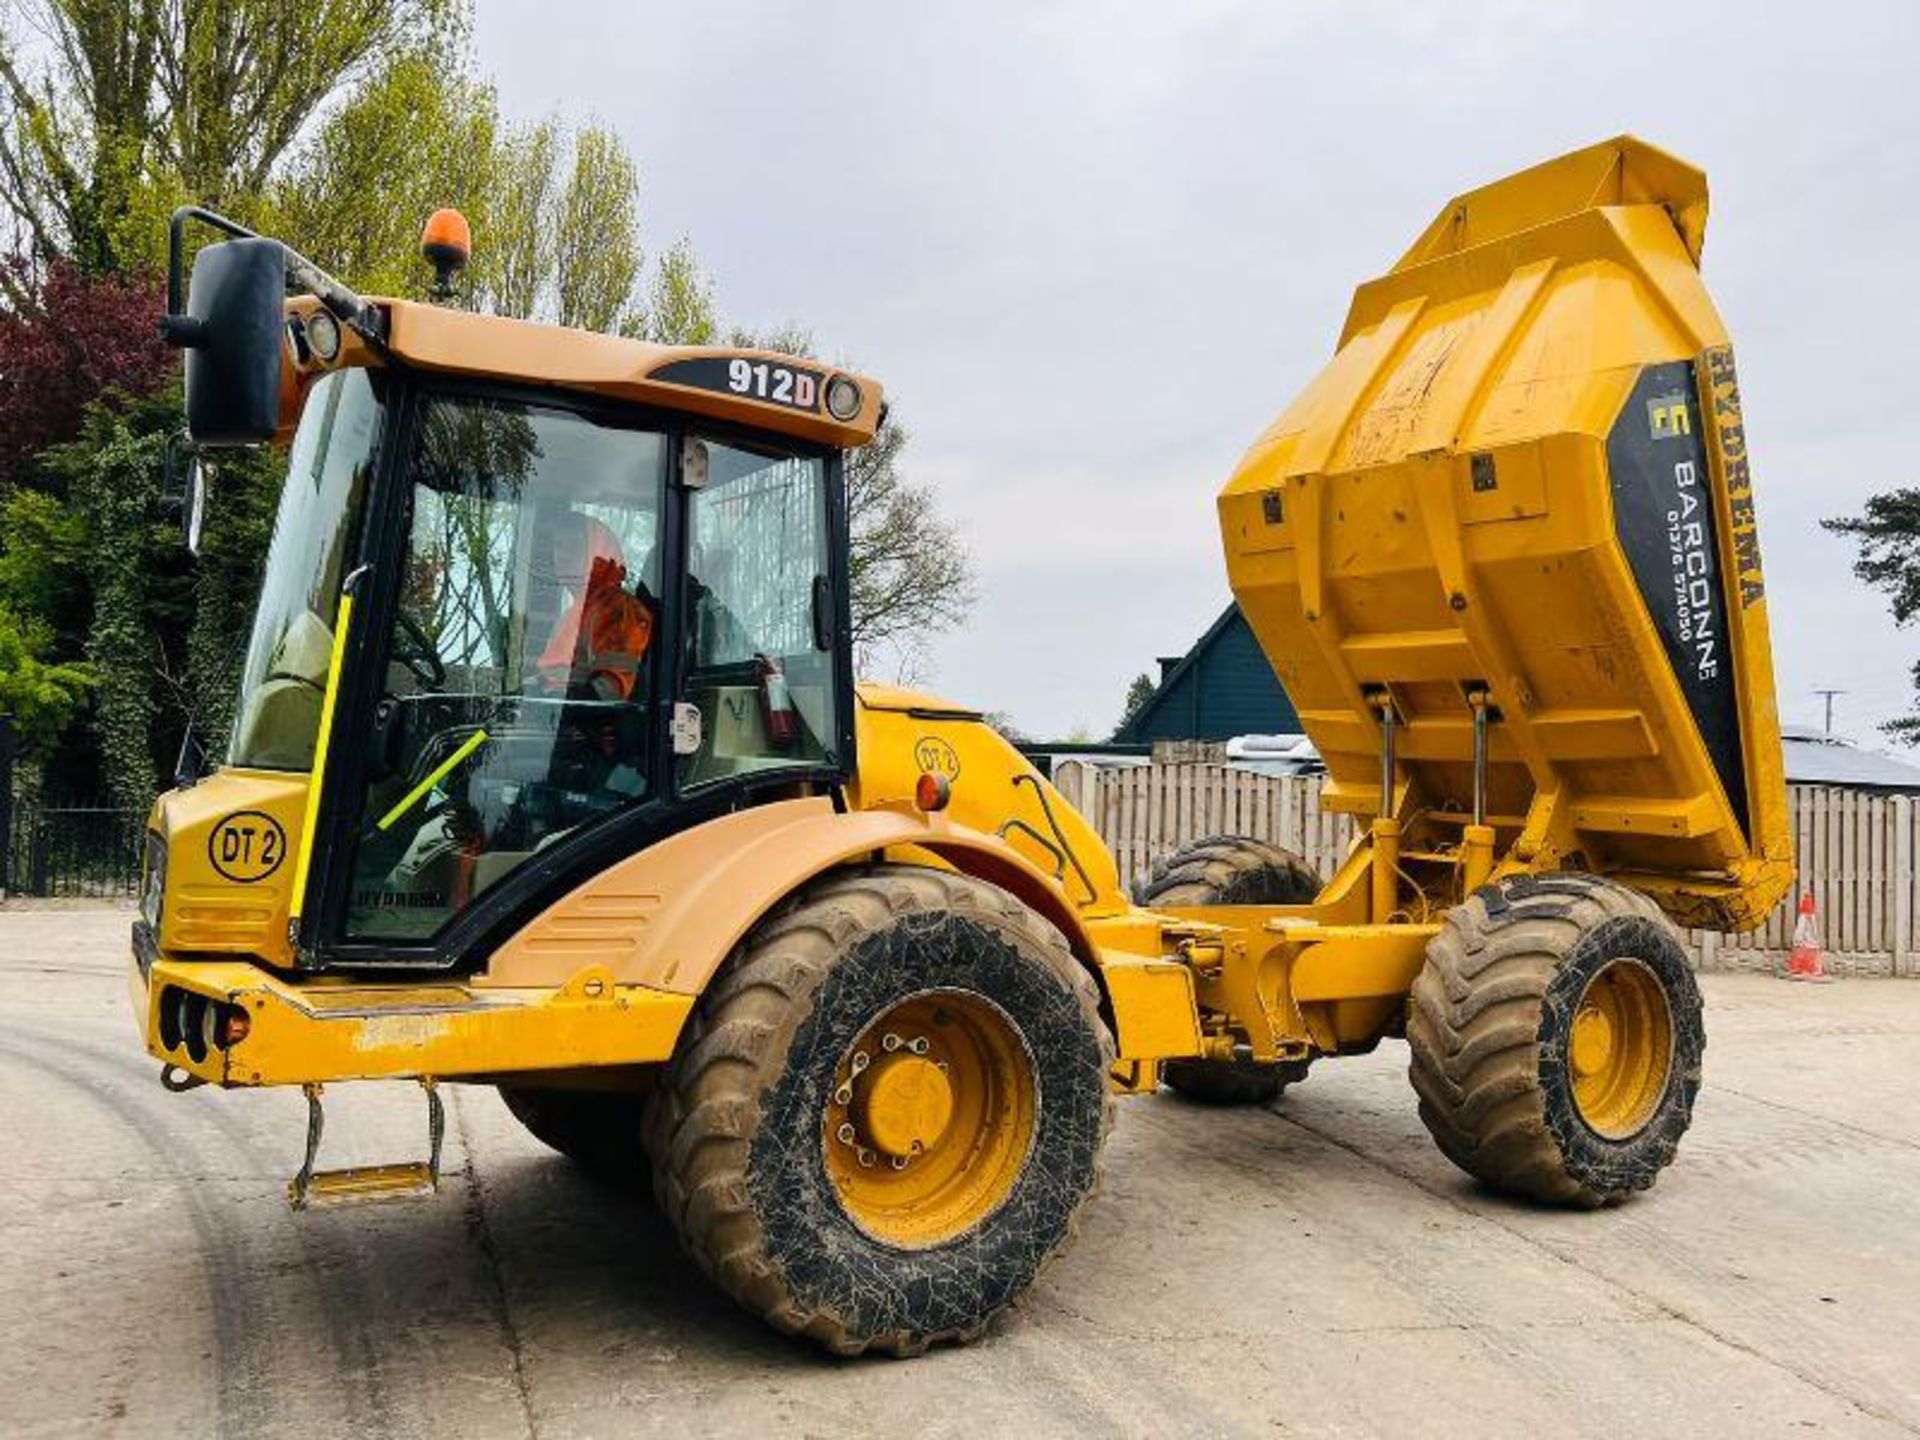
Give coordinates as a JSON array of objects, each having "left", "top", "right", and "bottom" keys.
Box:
[{"left": 478, "top": 797, "right": 1105, "bottom": 999}]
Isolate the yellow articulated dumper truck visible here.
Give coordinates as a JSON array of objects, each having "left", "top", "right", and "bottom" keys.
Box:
[{"left": 132, "top": 137, "right": 1788, "bottom": 1354}]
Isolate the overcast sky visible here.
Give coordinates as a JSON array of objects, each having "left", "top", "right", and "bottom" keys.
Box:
[{"left": 477, "top": 1, "right": 1920, "bottom": 745}]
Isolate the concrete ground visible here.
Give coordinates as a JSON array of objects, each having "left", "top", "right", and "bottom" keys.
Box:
[{"left": 1, "top": 906, "right": 1916, "bottom": 1439}]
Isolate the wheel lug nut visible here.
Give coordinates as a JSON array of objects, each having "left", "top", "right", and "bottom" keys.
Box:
[
  {"left": 836, "top": 1122, "right": 855, "bottom": 1145},
  {"left": 881, "top": 1033, "right": 902, "bottom": 1052},
  {"left": 889, "top": 1155, "right": 909, "bottom": 1171},
  {"left": 856, "top": 1147, "right": 876, "bottom": 1168},
  {"left": 908, "top": 1037, "right": 930, "bottom": 1055},
  {"left": 833, "top": 1083, "right": 853, "bottom": 1106},
  {"left": 850, "top": 1051, "right": 870, "bottom": 1074}
]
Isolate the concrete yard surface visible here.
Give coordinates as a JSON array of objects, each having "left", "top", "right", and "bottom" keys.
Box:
[{"left": 1, "top": 905, "right": 1916, "bottom": 1438}]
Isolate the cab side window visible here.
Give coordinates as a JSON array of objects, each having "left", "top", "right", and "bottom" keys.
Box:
[{"left": 680, "top": 438, "right": 837, "bottom": 787}]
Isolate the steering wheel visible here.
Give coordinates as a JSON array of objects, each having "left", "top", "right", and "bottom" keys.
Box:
[{"left": 391, "top": 611, "right": 447, "bottom": 690}]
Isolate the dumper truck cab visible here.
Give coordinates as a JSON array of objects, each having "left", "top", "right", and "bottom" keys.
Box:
[{"left": 131, "top": 137, "right": 1789, "bottom": 1356}]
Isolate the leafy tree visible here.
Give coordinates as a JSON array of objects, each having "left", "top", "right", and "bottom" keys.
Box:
[
  {"left": 35, "top": 392, "right": 189, "bottom": 804},
  {"left": 0, "top": 256, "right": 172, "bottom": 483},
  {"left": 0, "top": 0, "right": 452, "bottom": 280},
  {"left": 0, "top": 485, "right": 89, "bottom": 633},
  {"left": 182, "top": 439, "right": 278, "bottom": 750},
  {"left": 483, "top": 118, "right": 558, "bottom": 320},
  {"left": 635, "top": 235, "right": 716, "bottom": 344},
  {"left": 1116, "top": 671, "right": 1156, "bottom": 736},
  {"left": 552, "top": 124, "right": 638, "bottom": 332},
  {"left": 265, "top": 42, "right": 499, "bottom": 298},
  {"left": 1825, "top": 492, "right": 1920, "bottom": 741},
  {"left": 0, "top": 601, "right": 91, "bottom": 759}
]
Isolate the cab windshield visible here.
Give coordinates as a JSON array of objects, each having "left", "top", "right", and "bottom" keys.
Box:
[
  {"left": 229, "top": 368, "right": 384, "bottom": 770},
  {"left": 342, "top": 392, "right": 667, "bottom": 940}
]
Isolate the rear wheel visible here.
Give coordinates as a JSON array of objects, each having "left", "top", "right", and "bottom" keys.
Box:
[
  {"left": 497, "top": 1085, "right": 649, "bottom": 1187},
  {"left": 646, "top": 866, "right": 1114, "bottom": 1356},
  {"left": 1407, "top": 872, "right": 1703, "bottom": 1207},
  {"left": 1136, "top": 835, "right": 1321, "bottom": 1105}
]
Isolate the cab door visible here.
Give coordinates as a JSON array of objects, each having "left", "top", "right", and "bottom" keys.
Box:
[{"left": 323, "top": 388, "right": 669, "bottom": 947}]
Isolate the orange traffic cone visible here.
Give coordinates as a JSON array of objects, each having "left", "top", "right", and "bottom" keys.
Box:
[{"left": 1784, "top": 891, "right": 1833, "bottom": 982}]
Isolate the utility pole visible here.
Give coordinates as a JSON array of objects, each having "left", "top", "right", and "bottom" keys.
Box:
[{"left": 1812, "top": 688, "right": 1847, "bottom": 736}]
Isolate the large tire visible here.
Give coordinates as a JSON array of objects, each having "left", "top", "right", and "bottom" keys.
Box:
[
  {"left": 645, "top": 866, "right": 1115, "bottom": 1356},
  {"left": 1137, "top": 835, "right": 1320, "bottom": 1105},
  {"left": 498, "top": 1086, "right": 650, "bottom": 1188},
  {"left": 1135, "top": 834, "right": 1321, "bottom": 908},
  {"left": 1407, "top": 872, "right": 1704, "bottom": 1207}
]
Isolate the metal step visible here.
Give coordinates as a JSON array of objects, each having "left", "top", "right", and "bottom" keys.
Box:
[{"left": 287, "top": 1077, "right": 444, "bottom": 1211}]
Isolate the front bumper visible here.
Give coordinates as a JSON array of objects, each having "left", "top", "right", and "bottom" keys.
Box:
[{"left": 129, "top": 932, "right": 693, "bottom": 1088}]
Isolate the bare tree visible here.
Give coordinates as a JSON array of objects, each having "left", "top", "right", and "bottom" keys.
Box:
[
  {"left": 731, "top": 324, "right": 977, "bottom": 678},
  {"left": 843, "top": 412, "right": 974, "bottom": 677}
]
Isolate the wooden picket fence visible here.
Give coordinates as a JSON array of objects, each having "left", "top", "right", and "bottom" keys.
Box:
[{"left": 1051, "top": 761, "right": 1919, "bottom": 977}]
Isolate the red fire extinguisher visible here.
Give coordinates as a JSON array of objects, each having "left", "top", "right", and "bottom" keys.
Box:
[{"left": 756, "top": 653, "right": 798, "bottom": 750}]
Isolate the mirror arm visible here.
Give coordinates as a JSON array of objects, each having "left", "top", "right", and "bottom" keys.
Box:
[
  {"left": 165, "top": 205, "right": 254, "bottom": 315},
  {"left": 162, "top": 204, "right": 388, "bottom": 353},
  {"left": 282, "top": 251, "right": 387, "bottom": 349}
]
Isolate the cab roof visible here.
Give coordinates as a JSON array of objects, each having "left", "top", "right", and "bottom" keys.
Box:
[{"left": 288, "top": 295, "right": 884, "bottom": 449}]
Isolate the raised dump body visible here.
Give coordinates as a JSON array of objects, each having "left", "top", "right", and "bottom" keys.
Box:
[{"left": 1217, "top": 136, "right": 1790, "bottom": 930}]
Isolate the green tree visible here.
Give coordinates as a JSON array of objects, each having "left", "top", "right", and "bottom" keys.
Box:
[
  {"left": 483, "top": 118, "right": 559, "bottom": 319},
  {"left": 1116, "top": 671, "right": 1156, "bottom": 736},
  {"left": 0, "top": 602, "right": 92, "bottom": 759},
  {"left": 36, "top": 393, "right": 187, "bottom": 805},
  {"left": 1825, "top": 491, "right": 1920, "bottom": 741},
  {"left": 0, "top": 0, "right": 450, "bottom": 280},
  {"left": 552, "top": 124, "right": 638, "bottom": 331},
  {"left": 266, "top": 42, "right": 500, "bottom": 298},
  {"left": 635, "top": 235, "right": 716, "bottom": 344}
]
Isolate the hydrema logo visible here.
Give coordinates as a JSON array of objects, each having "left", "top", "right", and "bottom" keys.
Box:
[{"left": 1647, "top": 391, "right": 1692, "bottom": 441}]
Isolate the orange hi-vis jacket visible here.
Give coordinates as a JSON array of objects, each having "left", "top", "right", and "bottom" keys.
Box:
[{"left": 537, "top": 544, "right": 653, "bottom": 701}]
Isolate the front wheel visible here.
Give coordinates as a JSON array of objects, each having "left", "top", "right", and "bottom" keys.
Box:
[
  {"left": 646, "top": 866, "right": 1115, "bottom": 1356},
  {"left": 1407, "top": 873, "right": 1703, "bottom": 1207}
]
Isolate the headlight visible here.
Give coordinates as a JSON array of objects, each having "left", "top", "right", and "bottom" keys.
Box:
[
  {"left": 140, "top": 832, "right": 166, "bottom": 932},
  {"left": 304, "top": 308, "right": 342, "bottom": 363},
  {"left": 825, "top": 375, "right": 863, "bottom": 422}
]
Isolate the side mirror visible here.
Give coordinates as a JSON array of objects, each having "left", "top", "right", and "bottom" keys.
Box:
[
  {"left": 166, "top": 236, "right": 286, "bottom": 446},
  {"left": 182, "top": 454, "right": 208, "bottom": 555},
  {"left": 162, "top": 432, "right": 208, "bottom": 555}
]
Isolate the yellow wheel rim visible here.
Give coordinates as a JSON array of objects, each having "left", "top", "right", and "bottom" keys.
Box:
[
  {"left": 822, "top": 990, "right": 1037, "bottom": 1248},
  {"left": 1568, "top": 958, "right": 1673, "bottom": 1139}
]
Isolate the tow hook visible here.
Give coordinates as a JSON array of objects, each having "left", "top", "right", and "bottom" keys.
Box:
[
  {"left": 159, "top": 1063, "right": 206, "bottom": 1092},
  {"left": 288, "top": 1077, "right": 446, "bottom": 1210}
]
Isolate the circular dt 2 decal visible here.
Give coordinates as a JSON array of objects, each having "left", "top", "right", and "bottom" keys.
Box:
[
  {"left": 913, "top": 735, "right": 961, "bottom": 780},
  {"left": 208, "top": 811, "right": 288, "bottom": 884}
]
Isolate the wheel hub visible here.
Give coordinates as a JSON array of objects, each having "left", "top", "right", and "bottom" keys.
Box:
[
  {"left": 821, "top": 992, "right": 1038, "bottom": 1249},
  {"left": 1568, "top": 957, "right": 1675, "bottom": 1139},
  {"left": 1571, "top": 1005, "right": 1615, "bottom": 1077},
  {"left": 855, "top": 1051, "right": 955, "bottom": 1159}
]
